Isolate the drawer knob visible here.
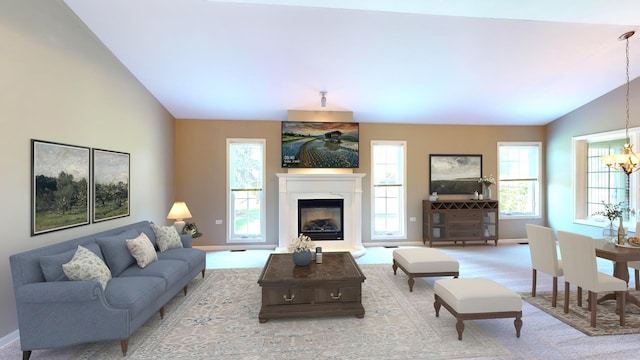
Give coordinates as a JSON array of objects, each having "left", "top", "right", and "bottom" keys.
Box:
[
  {"left": 330, "top": 292, "right": 342, "bottom": 300},
  {"left": 283, "top": 294, "right": 295, "bottom": 302}
]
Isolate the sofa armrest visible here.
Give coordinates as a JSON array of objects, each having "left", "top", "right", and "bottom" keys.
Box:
[
  {"left": 16, "top": 281, "right": 103, "bottom": 304},
  {"left": 180, "top": 233, "right": 193, "bottom": 248}
]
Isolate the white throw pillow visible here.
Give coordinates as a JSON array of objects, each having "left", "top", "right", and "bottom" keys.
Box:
[
  {"left": 151, "top": 224, "right": 184, "bottom": 252},
  {"left": 62, "top": 245, "right": 112, "bottom": 290},
  {"left": 126, "top": 232, "right": 158, "bottom": 268}
]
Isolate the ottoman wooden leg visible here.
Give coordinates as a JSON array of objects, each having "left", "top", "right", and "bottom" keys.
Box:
[
  {"left": 456, "top": 319, "right": 465, "bottom": 340},
  {"left": 514, "top": 314, "right": 523, "bottom": 338},
  {"left": 434, "top": 300, "right": 441, "bottom": 316},
  {"left": 408, "top": 277, "right": 415, "bottom": 292}
]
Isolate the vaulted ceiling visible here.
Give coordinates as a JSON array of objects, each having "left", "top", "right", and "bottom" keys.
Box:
[{"left": 64, "top": 0, "right": 640, "bottom": 125}]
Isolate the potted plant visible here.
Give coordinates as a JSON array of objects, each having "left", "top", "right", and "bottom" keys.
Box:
[
  {"left": 288, "top": 234, "right": 315, "bottom": 266},
  {"left": 478, "top": 175, "right": 496, "bottom": 199},
  {"left": 592, "top": 202, "right": 634, "bottom": 243}
]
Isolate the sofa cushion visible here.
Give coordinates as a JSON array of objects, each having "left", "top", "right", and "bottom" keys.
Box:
[
  {"left": 119, "top": 259, "right": 189, "bottom": 290},
  {"left": 39, "top": 242, "right": 104, "bottom": 282},
  {"left": 157, "top": 248, "right": 205, "bottom": 272},
  {"left": 126, "top": 232, "right": 158, "bottom": 268},
  {"left": 105, "top": 276, "right": 166, "bottom": 319},
  {"left": 151, "top": 224, "right": 184, "bottom": 252},
  {"left": 62, "top": 245, "right": 112, "bottom": 290},
  {"left": 96, "top": 229, "right": 139, "bottom": 277}
]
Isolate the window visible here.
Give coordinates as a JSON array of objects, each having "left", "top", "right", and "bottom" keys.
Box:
[
  {"left": 574, "top": 128, "right": 639, "bottom": 228},
  {"left": 371, "top": 141, "right": 406, "bottom": 239},
  {"left": 227, "top": 139, "right": 265, "bottom": 242},
  {"left": 498, "top": 142, "right": 541, "bottom": 218},
  {"left": 586, "top": 139, "right": 627, "bottom": 218}
]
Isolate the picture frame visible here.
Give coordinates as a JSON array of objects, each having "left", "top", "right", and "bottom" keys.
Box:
[
  {"left": 281, "top": 121, "right": 359, "bottom": 168},
  {"left": 92, "top": 148, "right": 130, "bottom": 222},
  {"left": 31, "top": 139, "right": 91, "bottom": 235},
  {"left": 429, "top": 154, "right": 483, "bottom": 195}
]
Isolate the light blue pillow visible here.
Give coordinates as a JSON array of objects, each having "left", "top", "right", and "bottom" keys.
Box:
[{"left": 96, "top": 229, "right": 139, "bottom": 277}]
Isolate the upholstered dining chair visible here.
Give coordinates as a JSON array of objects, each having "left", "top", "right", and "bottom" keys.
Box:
[
  {"left": 557, "top": 230, "right": 627, "bottom": 327},
  {"left": 525, "top": 224, "right": 563, "bottom": 307},
  {"left": 626, "top": 221, "right": 640, "bottom": 290}
]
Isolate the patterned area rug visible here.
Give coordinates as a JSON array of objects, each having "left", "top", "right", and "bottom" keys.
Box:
[
  {"left": 71, "top": 265, "right": 509, "bottom": 359},
  {"left": 522, "top": 290, "right": 640, "bottom": 336}
]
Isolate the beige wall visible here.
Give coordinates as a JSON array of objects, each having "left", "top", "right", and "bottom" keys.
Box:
[
  {"left": 175, "top": 119, "right": 545, "bottom": 248},
  {"left": 0, "top": 1, "right": 175, "bottom": 340}
]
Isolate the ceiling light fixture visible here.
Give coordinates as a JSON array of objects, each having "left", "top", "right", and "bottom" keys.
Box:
[
  {"left": 602, "top": 31, "right": 640, "bottom": 176},
  {"left": 320, "top": 91, "right": 327, "bottom": 107}
]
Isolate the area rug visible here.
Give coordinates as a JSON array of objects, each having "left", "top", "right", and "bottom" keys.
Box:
[
  {"left": 71, "top": 265, "right": 510, "bottom": 359},
  {"left": 522, "top": 290, "right": 640, "bottom": 336}
]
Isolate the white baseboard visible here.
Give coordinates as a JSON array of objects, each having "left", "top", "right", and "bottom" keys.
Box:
[
  {"left": 194, "top": 245, "right": 276, "bottom": 252},
  {"left": 0, "top": 330, "right": 19, "bottom": 349}
]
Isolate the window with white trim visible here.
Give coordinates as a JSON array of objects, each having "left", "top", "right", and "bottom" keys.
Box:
[
  {"left": 371, "top": 141, "right": 406, "bottom": 239},
  {"left": 227, "top": 139, "right": 265, "bottom": 242},
  {"left": 498, "top": 142, "right": 541, "bottom": 218},
  {"left": 574, "top": 128, "right": 639, "bottom": 228}
]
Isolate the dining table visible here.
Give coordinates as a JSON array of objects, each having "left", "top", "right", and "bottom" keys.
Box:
[{"left": 594, "top": 238, "right": 640, "bottom": 307}]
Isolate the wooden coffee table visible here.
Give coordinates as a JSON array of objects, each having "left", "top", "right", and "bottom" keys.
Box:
[{"left": 257, "top": 252, "right": 366, "bottom": 323}]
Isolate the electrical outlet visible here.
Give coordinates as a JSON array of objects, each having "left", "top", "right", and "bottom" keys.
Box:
[
  {"left": 215, "top": 219, "right": 223, "bottom": 224},
  {"left": 409, "top": 217, "right": 416, "bottom": 222}
]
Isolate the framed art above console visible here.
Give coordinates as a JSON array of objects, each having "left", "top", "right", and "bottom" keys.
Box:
[{"left": 429, "top": 154, "right": 482, "bottom": 195}]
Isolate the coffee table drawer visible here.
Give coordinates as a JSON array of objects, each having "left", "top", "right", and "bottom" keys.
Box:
[
  {"left": 316, "top": 286, "right": 361, "bottom": 303},
  {"left": 262, "top": 287, "right": 314, "bottom": 306}
]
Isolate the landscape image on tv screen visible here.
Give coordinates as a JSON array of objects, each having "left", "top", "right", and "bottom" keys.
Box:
[{"left": 281, "top": 121, "right": 359, "bottom": 168}]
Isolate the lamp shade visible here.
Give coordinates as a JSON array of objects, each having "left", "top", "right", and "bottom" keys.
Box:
[{"left": 166, "top": 201, "right": 192, "bottom": 220}]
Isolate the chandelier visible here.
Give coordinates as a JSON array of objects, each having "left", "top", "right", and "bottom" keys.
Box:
[{"left": 601, "top": 31, "right": 640, "bottom": 175}]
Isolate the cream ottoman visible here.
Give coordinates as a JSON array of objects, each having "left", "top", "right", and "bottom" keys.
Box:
[
  {"left": 392, "top": 248, "right": 459, "bottom": 292},
  {"left": 434, "top": 278, "right": 523, "bottom": 340}
]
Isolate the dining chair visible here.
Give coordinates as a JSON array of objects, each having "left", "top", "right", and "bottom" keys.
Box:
[
  {"left": 525, "top": 224, "right": 563, "bottom": 307},
  {"left": 626, "top": 221, "right": 640, "bottom": 290},
  {"left": 557, "top": 230, "right": 627, "bottom": 327}
]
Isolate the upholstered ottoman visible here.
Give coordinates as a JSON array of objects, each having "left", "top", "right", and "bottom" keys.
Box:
[
  {"left": 392, "top": 248, "right": 459, "bottom": 292},
  {"left": 434, "top": 278, "right": 523, "bottom": 340}
]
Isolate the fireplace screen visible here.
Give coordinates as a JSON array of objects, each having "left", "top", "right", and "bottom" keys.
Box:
[{"left": 298, "top": 199, "right": 344, "bottom": 241}]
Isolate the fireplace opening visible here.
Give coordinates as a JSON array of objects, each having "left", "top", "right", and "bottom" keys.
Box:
[{"left": 298, "top": 199, "right": 344, "bottom": 241}]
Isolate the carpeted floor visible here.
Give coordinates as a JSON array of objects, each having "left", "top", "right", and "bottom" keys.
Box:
[
  {"left": 522, "top": 290, "right": 640, "bottom": 336},
  {"left": 70, "top": 265, "right": 509, "bottom": 359}
]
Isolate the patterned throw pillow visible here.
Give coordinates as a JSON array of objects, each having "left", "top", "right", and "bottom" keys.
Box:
[
  {"left": 151, "top": 224, "right": 184, "bottom": 252},
  {"left": 62, "top": 245, "right": 112, "bottom": 290},
  {"left": 126, "top": 232, "right": 158, "bottom": 268}
]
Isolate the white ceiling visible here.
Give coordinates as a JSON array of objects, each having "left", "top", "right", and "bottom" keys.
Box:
[{"left": 63, "top": 0, "right": 640, "bottom": 125}]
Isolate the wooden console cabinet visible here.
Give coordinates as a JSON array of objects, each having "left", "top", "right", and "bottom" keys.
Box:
[{"left": 423, "top": 200, "right": 499, "bottom": 247}]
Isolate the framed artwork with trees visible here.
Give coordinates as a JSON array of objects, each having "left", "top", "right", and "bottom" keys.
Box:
[
  {"left": 92, "top": 148, "right": 130, "bottom": 222},
  {"left": 31, "top": 139, "right": 90, "bottom": 235}
]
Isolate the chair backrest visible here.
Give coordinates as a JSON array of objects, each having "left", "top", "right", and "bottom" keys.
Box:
[
  {"left": 557, "top": 230, "right": 599, "bottom": 290},
  {"left": 526, "top": 224, "right": 562, "bottom": 276}
]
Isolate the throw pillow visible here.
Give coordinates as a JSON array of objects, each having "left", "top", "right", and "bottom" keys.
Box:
[
  {"left": 96, "top": 229, "right": 139, "bottom": 277},
  {"left": 62, "top": 245, "right": 112, "bottom": 290},
  {"left": 39, "top": 242, "right": 104, "bottom": 282},
  {"left": 126, "top": 232, "right": 158, "bottom": 268},
  {"left": 151, "top": 224, "right": 184, "bottom": 252}
]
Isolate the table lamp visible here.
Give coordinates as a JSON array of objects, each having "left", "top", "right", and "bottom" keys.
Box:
[{"left": 166, "top": 201, "right": 192, "bottom": 233}]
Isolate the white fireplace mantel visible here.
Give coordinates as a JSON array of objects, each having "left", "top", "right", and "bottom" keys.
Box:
[{"left": 276, "top": 173, "right": 366, "bottom": 257}]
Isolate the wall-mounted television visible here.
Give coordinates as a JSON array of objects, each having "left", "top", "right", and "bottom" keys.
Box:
[{"left": 281, "top": 121, "right": 359, "bottom": 168}]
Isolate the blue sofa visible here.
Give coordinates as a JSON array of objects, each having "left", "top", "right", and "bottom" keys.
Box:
[{"left": 9, "top": 221, "right": 206, "bottom": 360}]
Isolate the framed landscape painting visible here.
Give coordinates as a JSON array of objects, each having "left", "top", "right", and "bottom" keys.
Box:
[
  {"left": 31, "top": 140, "right": 90, "bottom": 235},
  {"left": 429, "top": 154, "right": 483, "bottom": 195},
  {"left": 92, "top": 149, "right": 130, "bottom": 222}
]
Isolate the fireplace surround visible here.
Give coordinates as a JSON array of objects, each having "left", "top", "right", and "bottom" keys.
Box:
[{"left": 277, "top": 173, "right": 366, "bottom": 257}]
